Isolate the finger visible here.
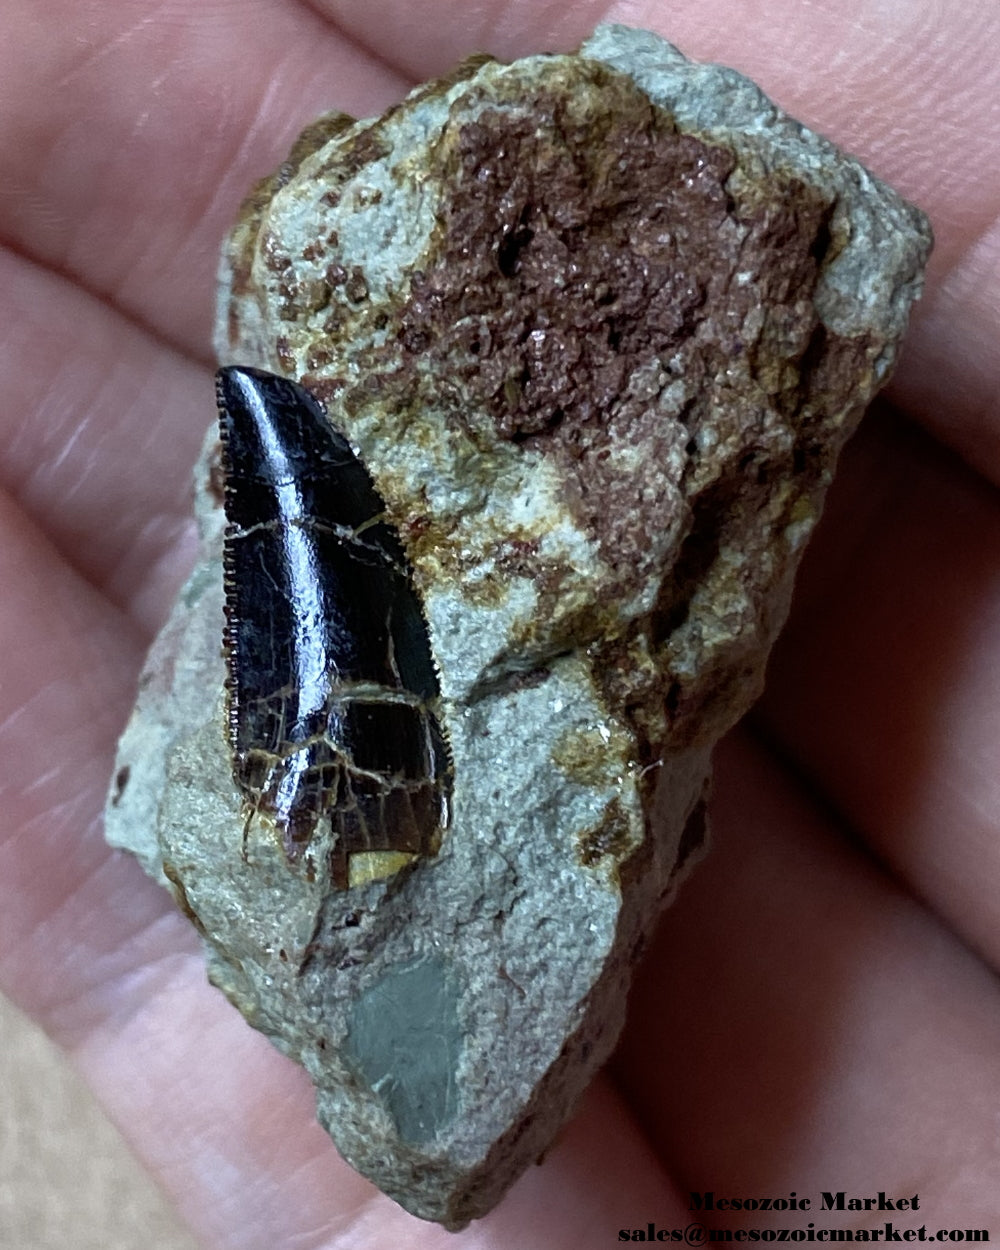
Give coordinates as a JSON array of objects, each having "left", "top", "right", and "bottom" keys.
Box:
[
  {"left": 0, "top": 487, "right": 187, "bottom": 1034},
  {"left": 892, "top": 221, "right": 1000, "bottom": 486},
  {"left": 754, "top": 405, "right": 1000, "bottom": 971},
  {"left": 0, "top": 247, "right": 207, "bottom": 634},
  {"left": 312, "top": 0, "right": 1000, "bottom": 480},
  {"left": 614, "top": 731, "right": 1000, "bottom": 1226},
  {"left": 0, "top": 0, "right": 407, "bottom": 358}
]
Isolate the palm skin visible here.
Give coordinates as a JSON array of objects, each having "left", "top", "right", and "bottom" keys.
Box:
[{"left": 1, "top": 2, "right": 999, "bottom": 1247}]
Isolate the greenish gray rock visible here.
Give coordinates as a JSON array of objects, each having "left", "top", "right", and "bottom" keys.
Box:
[{"left": 105, "top": 23, "right": 932, "bottom": 1227}]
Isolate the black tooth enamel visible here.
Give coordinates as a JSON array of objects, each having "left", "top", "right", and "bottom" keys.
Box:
[{"left": 216, "top": 365, "right": 451, "bottom": 888}]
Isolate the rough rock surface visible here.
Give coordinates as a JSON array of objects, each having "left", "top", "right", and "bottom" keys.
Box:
[{"left": 105, "top": 24, "right": 932, "bottom": 1227}]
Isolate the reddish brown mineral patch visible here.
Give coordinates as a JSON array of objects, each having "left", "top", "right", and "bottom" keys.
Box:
[
  {"left": 378, "top": 59, "right": 879, "bottom": 756},
  {"left": 395, "top": 62, "right": 863, "bottom": 585}
]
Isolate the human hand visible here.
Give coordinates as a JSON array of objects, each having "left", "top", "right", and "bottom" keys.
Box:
[{"left": 1, "top": 2, "right": 998, "bottom": 1246}]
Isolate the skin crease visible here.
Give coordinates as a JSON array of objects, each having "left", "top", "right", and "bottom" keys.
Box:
[{"left": 1, "top": 0, "right": 999, "bottom": 1245}]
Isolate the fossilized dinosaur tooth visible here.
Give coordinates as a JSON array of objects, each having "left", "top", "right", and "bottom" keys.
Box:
[
  {"left": 106, "top": 22, "right": 932, "bottom": 1229},
  {"left": 216, "top": 365, "right": 451, "bottom": 889}
]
